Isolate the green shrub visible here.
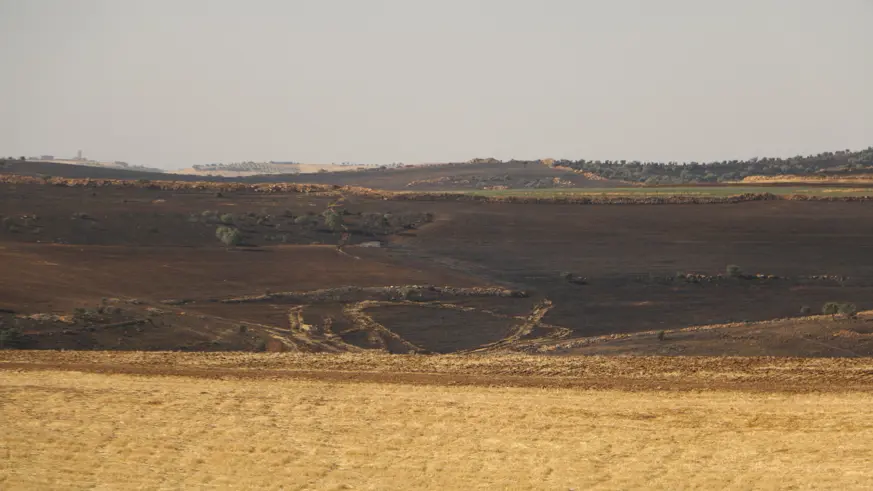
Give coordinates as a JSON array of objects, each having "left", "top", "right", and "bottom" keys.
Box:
[
  {"left": 322, "top": 208, "right": 344, "bottom": 232},
  {"left": 839, "top": 303, "right": 858, "bottom": 317},
  {"left": 220, "top": 214, "right": 235, "bottom": 225},
  {"left": 822, "top": 301, "right": 857, "bottom": 318},
  {"left": 0, "top": 328, "right": 25, "bottom": 349},
  {"left": 799, "top": 305, "right": 812, "bottom": 315},
  {"left": 822, "top": 302, "right": 841, "bottom": 316},
  {"left": 216, "top": 226, "right": 242, "bottom": 246},
  {"left": 726, "top": 264, "right": 743, "bottom": 278}
]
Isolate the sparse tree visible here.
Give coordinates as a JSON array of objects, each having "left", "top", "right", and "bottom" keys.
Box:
[{"left": 322, "top": 208, "right": 343, "bottom": 232}]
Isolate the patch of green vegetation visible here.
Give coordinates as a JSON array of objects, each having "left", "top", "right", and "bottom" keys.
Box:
[
  {"left": 0, "top": 327, "right": 25, "bottom": 349},
  {"left": 548, "top": 147, "right": 873, "bottom": 183},
  {"left": 448, "top": 186, "right": 873, "bottom": 198},
  {"left": 216, "top": 226, "right": 243, "bottom": 246},
  {"left": 823, "top": 302, "right": 858, "bottom": 318}
]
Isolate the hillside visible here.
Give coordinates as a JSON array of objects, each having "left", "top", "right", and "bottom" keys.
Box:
[
  {"left": 0, "top": 159, "right": 186, "bottom": 181},
  {"left": 553, "top": 146, "right": 873, "bottom": 184},
  {"left": 4, "top": 177, "right": 873, "bottom": 355},
  {"left": 175, "top": 161, "right": 369, "bottom": 177},
  {"left": 6, "top": 145, "right": 872, "bottom": 188},
  {"left": 286, "top": 160, "right": 627, "bottom": 190}
]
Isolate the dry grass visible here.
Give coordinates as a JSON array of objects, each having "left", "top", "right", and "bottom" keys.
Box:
[
  {"left": 743, "top": 174, "right": 873, "bottom": 184},
  {"left": 3, "top": 369, "right": 873, "bottom": 490}
]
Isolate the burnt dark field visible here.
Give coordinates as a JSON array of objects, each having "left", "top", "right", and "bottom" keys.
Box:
[{"left": 2, "top": 179, "right": 873, "bottom": 356}]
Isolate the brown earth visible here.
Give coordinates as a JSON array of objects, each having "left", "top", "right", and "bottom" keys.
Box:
[
  {"left": 4, "top": 350, "right": 873, "bottom": 392},
  {"left": 4, "top": 179, "right": 873, "bottom": 355}
]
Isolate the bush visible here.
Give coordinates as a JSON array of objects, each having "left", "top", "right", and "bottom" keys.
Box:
[
  {"left": 293, "top": 215, "right": 312, "bottom": 226},
  {"left": 361, "top": 212, "right": 387, "bottom": 234},
  {"left": 657, "top": 330, "right": 666, "bottom": 341},
  {"left": 0, "top": 328, "right": 25, "bottom": 349},
  {"left": 822, "top": 302, "right": 841, "bottom": 316},
  {"left": 800, "top": 305, "right": 812, "bottom": 315},
  {"left": 216, "top": 226, "right": 242, "bottom": 246},
  {"left": 839, "top": 303, "right": 858, "bottom": 317},
  {"left": 726, "top": 264, "right": 743, "bottom": 278},
  {"left": 823, "top": 302, "right": 857, "bottom": 318},
  {"left": 220, "top": 213, "right": 235, "bottom": 225}
]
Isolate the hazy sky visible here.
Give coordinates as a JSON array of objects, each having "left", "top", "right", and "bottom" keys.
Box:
[{"left": 1, "top": 1, "right": 871, "bottom": 169}]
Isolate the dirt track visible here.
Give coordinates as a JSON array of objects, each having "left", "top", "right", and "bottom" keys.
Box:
[{"left": 4, "top": 351, "right": 873, "bottom": 392}]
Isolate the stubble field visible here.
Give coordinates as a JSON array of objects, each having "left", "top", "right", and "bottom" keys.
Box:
[{"left": 3, "top": 352, "right": 873, "bottom": 490}]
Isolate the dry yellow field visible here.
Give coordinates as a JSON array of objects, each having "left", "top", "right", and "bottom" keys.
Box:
[{"left": 3, "top": 353, "right": 873, "bottom": 490}]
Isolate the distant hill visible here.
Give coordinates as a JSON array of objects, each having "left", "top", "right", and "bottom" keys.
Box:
[
  {"left": 0, "top": 159, "right": 183, "bottom": 181},
  {"left": 3, "top": 145, "right": 871, "bottom": 187},
  {"left": 0, "top": 159, "right": 368, "bottom": 183},
  {"left": 552, "top": 147, "right": 873, "bottom": 184},
  {"left": 174, "top": 162, "right": 368, "bottom": 177},
  {"left": 284, "top": 160, "right": 627, "bottom": 190}
]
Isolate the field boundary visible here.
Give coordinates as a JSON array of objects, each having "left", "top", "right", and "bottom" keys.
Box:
[{"left": 3, "top": 351, "right": 873, "bottom": 393}]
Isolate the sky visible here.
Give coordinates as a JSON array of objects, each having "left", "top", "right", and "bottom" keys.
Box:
[{"left": 1, "top": 0, "right": 871, "bottom": 169}]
